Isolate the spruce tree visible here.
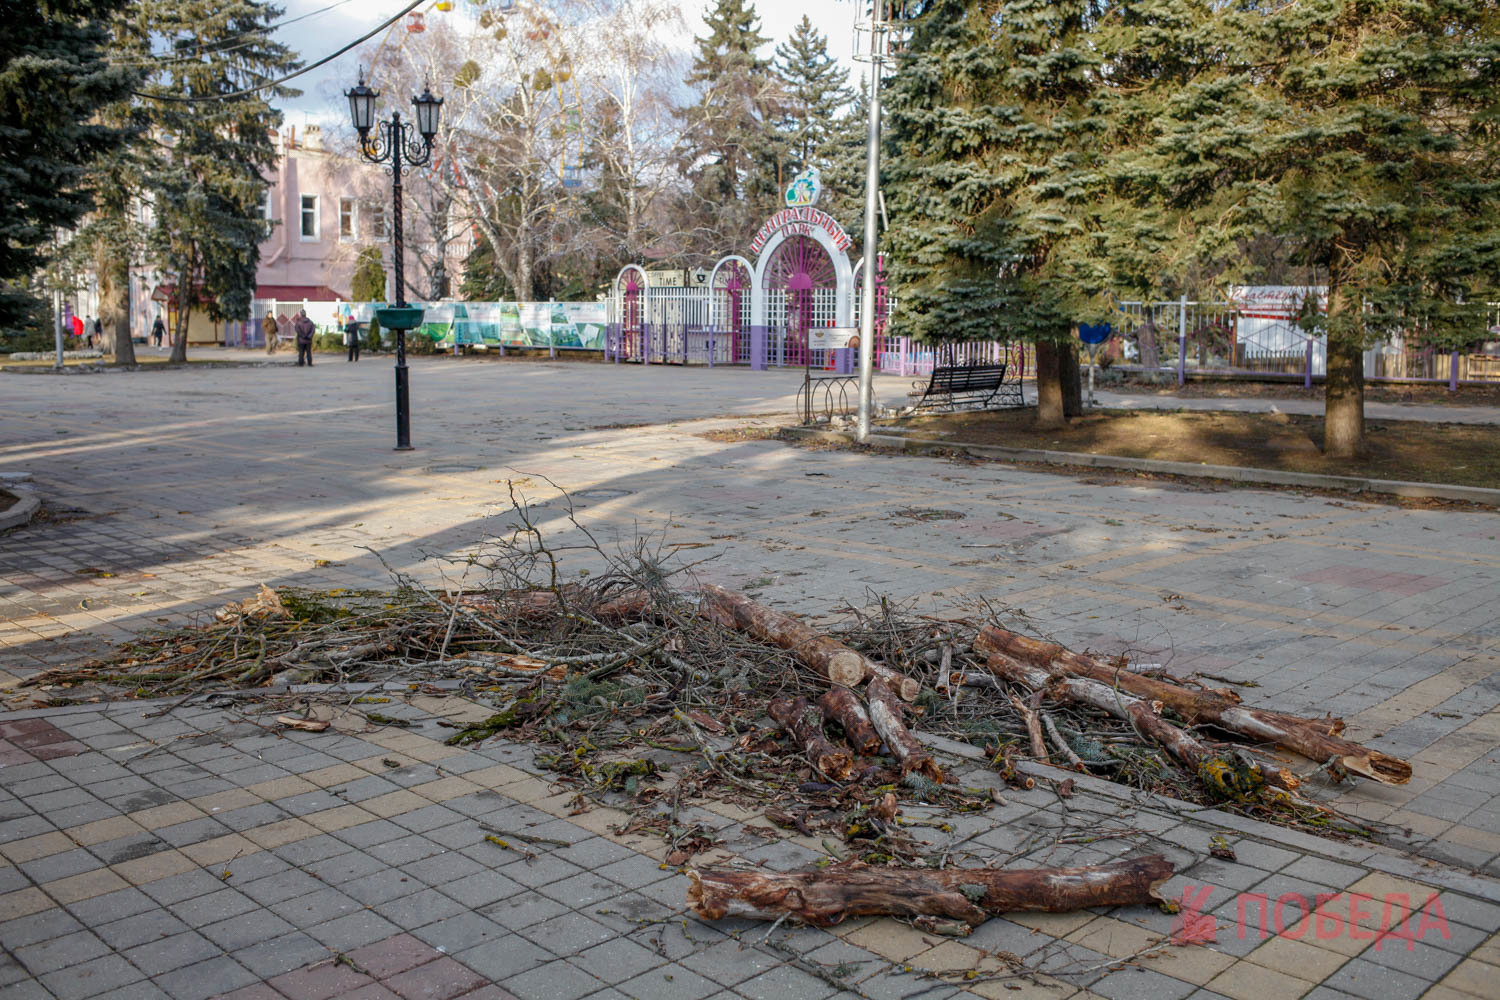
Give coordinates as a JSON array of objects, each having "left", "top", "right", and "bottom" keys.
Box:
[
  {"left": 0, "top": 0, "right": 137, "bottom": 331},
  {"left": 773, "top": 16, "right": 853, "bottom": 178},
  {"left": 884, "top": 0, "right": 1109, "bottom": 427},
  {"left": 677, "top": 0, "right": 780, "bottom": 247},
  {"left": 137, "top": 0, "right": 298, "bottom": 362},
  {"left": 820, "top": 80, "right": 871, "bottom": 237},
  {"left": 351, "top": 247, "right": 387, "bottom": 302},
  {"left": 1121, "top": 0, "right": 1500, "bottom": 456}
]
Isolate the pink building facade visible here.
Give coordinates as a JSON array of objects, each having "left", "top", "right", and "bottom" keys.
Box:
[{"left": 130, "top": 125, "right": 467, "bottom": 343}]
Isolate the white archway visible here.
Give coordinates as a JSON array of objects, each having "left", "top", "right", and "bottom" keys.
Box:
[
  {"left": 750, "top": 225, "right": 854, "bottom": 329},
  {"left": 707, "top": 254, "right": 754, "bottom": 331}
]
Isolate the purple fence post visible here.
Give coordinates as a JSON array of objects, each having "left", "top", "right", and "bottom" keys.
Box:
[
  {"left": 1304, "top": 337, "right": 1314, "bottom": 389},
  {"left": 836, "top": 347, "right": 853, "bottom": 374},
  {"left": 750, "top": 326, "right": 768, "bottom": 370},
  {"left": 1450, "top": 350, "right": 1460, "bottom": 392},
  {"left": 642, "top": 323, "right": 651, "bottom": 365},
  {"left": 707, "top": 328, "right": 715, "bottom": 368},
  {"left": 900, "top": 336, "right": 911, "bottom": 376}
]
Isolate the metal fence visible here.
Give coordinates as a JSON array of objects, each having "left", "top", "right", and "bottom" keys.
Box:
[{"left": 1104, "top": 298, "right": 1500, "bottom": 386}]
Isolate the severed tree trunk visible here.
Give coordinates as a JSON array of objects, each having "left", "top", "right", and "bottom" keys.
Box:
[
  {"left": 866, "top": 678, "right": 943, "bottom": 783},
  {"left": 688, "top": 855, "right": 1174, "bottom": 927},
  {"left": 818, "top": 687, "right": 881, "bottom": 755},
  {"left": 700, "top": 586, "right": 919, "bottom": 700},
  {"left": 975, "top": 625, "right": 1410, "bottom": 784},
  {"left": 769, "top": 696, "right": 854, "bottom": 781}
]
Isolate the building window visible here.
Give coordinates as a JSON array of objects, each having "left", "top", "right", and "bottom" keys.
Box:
[
  {"left": 339, "top": 198, "right": 357, "bottom": 240},
  {"left": 368, "top": 202, "right": 389, "bottom": 241},
  {"left": 300, "top": 194, "right": 319, "bottom": 240}
]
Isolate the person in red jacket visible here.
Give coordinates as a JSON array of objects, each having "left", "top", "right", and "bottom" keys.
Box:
[{"left": 71, "top": 314, "right": 84, "bottom": 344}]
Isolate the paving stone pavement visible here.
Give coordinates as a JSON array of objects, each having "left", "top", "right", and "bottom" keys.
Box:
[{"left": 2, "top": 357, "right": 1499, "bottom": 999}]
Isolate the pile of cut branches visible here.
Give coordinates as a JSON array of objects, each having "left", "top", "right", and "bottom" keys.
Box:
[{"left": 24, "top": 493, "right": 1412, "bottom": 929}]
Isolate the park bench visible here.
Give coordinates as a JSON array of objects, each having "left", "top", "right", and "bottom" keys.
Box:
[{"left": 910, "top": 363, "right": 1020, "bottom": 412}]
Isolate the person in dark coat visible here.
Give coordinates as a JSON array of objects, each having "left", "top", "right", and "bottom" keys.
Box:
[
  {"left": 151, "top": 316, "right": 166, "bottom": 348},
  {"left": 294, "top": 309, "right": 316, "bottom": 366},
  {"left": 345, "top": 316, "right": 361, "bottom": 362},
  {"left": 91, "top": 316, "right": 102, "bottom": 350}
]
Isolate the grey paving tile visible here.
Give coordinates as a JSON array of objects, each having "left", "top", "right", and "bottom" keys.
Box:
[
  {"left": 123, "top": 929, "right": 226, "bottom": 977},
  {"left": 0, "top": 905, "right": 85, "bottom": 948},
  {"left": 268, "top": 886, "right": 365, "bottom": 928},
  {"left": 412, "top": 911, "right": 509, "bottom": 953},
  {"left": 150, "top": 955, "right": 258, "bottom": 1000},
  {"left": 231, "top": 930, "right": 332, "bottom": 979},
  {"left": 375, "top": 887, "right": 469, "bottom": 928},
  {"left": 16, "top": 928, "right": 112, "bottom": 975},
  {"left": 305, "top": 908, "right": 401, "bottom": 951},
  {"left": 96, "top": 907, "right": 191, "bottom": 950},
  {"left": 454, "top": 934, "right": 552, "bottom": 982},
  {"left": 37, "top": 952, "right": 146, "bottom": 1000},
  {"left": 199, "top": 908, "right": 297, "bottom": 952},
  {"left": 519, "top": 911, "right": 618, "bottom": 955},
  {"left": 1321, "top": 957, "right": 1429, "bottom": 1000},
  {"left": 504, "top": 958, "right": 608, "bottom": 1000},
  {"left": 570, "top": 938, "right": 666, "bottom": 985},
  {"left": 731, "top": 964, "right": 838, "bottom": 1000}
]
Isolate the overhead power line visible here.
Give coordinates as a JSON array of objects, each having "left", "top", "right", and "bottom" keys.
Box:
[
  {"left": 134, "top": 0, "right": 424, "bottom": 104},
  {"left": 113, "top": 0, "right": 364, "bottom": 70}
]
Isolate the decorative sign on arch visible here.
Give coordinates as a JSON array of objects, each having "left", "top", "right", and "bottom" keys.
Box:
[{"left": 749, "top": 207, "right": 853, "bottom": 256}]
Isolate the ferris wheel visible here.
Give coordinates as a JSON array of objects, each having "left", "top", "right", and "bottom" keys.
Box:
[{"left": 364, "top": 0, "right": 584, "bottom": 191}]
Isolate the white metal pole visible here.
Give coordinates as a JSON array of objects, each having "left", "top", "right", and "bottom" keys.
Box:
[
  {"left": 53, "top": 290, "right": 64, "bottom": 368},
  {"left": 855, "top": 0, "right": 883, "bottom": 442}
]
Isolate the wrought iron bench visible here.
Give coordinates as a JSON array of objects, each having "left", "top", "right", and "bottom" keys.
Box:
[{"left": 910, "top": 363, "right": 1020, "bottom": 411}]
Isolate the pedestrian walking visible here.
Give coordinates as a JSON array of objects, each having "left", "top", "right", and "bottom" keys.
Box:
[
  {"left": 262, "top": 314, "right": 279, "bottom": 354},
  {"left": 151, "top": 315, "right": 166, "bottom": 348},
  {"left": 92, "top": 316, "right": 103, "bottom": 350},
  {"left": 293, "top": 309, "right": 316, "bottom": 366},
  {"left": 344, "top": 316, "right": 361, "bottom": 362},
  {"left": 71, "top": 314, "right": 84, "bottom": 345}
]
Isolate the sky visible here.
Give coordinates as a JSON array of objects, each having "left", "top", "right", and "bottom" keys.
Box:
[{"left": 272, "top": 0, "right": 865, "bottom": 129}]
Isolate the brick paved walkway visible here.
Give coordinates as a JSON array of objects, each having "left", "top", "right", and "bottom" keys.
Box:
[{"left": 2, "top": 359, "right": 1498, "bottom": 998}]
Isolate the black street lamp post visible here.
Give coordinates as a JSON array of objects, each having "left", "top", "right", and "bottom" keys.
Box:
[{"left": 346, "top": 71, "right": 443, "bottom": 451}]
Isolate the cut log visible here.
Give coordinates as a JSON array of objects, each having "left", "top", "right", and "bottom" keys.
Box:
[
  {"left": 701, "top": 586, "right": 920, "bottom": 700},
  {"left": 688, "top": 854, "right": 1174, "bottom": 927},
  {"left": 768, "top": 696, "right": 855, "bottom": 781},
  {"left": 1009, "top": 691, "right": 1049, "bottom": 763},
  {"left": 457, "top": 586, "right": 652, "bottom": 622},
  {"left": 866, "top": 678, "right": 944, "bottom": 783},
  {"left": 975, "top": 625, "right": 1410, "bottom": 785},
  {"left": 977, "top": 655, "right": 1302, "bottom": 801},
  {"left": 817, "top": 687, "right": 882, "bottom": 755}
]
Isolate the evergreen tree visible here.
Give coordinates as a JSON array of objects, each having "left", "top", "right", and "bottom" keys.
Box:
[
  {"left": 677, "top": 0, "right": 781, "bottom": 248},
  {"left": 0, "top": 0, "right": 137, "bottom": 331},
  {"left": 351, "top": 247, "right": 387, "bottom": 302},
  {"left": 884, "top": 0, "right": 1110, "bottom": 427},
  {"left": 1121, "top": 0, "right": 1500, "bottom": 456},
  {"left": 820, "top": 79, "right": 870, "bottom": 237},
  {"left": 137, "top": 0, "right": 298, "bottom": 362},
  {"left": 773, "top": 16, "right": 853, "bottom": 177}
]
